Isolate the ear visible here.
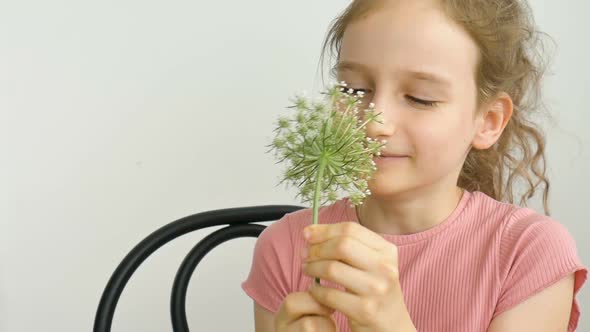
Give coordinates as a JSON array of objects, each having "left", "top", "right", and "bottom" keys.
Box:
[{"left": 471, "top": 92, "right": 513, "bottom": 150}]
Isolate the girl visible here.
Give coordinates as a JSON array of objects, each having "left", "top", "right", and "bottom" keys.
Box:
[{"left": 242, "top": 0, "right": 587, "bottom": 331}]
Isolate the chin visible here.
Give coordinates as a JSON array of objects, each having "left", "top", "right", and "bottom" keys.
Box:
[{"left": 367, "top": 176, "right": 414, "bottom": 198}]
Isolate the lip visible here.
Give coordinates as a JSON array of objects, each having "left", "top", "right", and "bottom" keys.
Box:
[
  {"left": 380, "top": 155, "right": 408, "bottom": 158},
  {"left": 373, "top": 155, "right": 408, "bottom": 160},
  {"left": 378, "top": 153, "right": 409, "bottom": 158}
]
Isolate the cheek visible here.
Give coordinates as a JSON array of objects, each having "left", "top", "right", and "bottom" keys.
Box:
[{"left": 411, "top": 115, "right": 474, "bottom": 165}]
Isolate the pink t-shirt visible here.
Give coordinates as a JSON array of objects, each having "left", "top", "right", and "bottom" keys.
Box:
[{"left": 241, "top": 190, "right": 587, "bottom": 331}]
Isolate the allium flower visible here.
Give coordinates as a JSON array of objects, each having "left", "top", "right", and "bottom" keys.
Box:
[{"left": 266, "top": 80, "right": 387, "bottom": 223}]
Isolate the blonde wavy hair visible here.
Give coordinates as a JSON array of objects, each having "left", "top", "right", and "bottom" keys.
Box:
[{"left": 319, "top": 0, "right": 555, "bottom": 215}]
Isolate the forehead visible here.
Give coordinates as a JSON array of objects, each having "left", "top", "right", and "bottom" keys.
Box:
[{"left": 338, "top": 2, "right": 479, "bottom": 86}]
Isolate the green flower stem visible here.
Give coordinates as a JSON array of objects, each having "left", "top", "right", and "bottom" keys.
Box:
[
  {"left": 312, "top": 156, "right": 327, "bottom": 226},
  {"left": 312, "top": 155, "right": 328, "bottom": 285}
]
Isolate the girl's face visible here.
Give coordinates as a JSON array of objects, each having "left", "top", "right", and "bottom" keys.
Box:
[{"left": 336, "top": 1, "right": 482, "bottom": 198}]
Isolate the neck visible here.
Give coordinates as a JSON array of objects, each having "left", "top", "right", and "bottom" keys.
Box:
[{"left": 356, "top": 184, "right": 465, "bottom": 235}]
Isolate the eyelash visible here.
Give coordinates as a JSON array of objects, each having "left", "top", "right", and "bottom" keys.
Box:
[{"left": 345, "top": 88, "right": 439, "bottom": 108}]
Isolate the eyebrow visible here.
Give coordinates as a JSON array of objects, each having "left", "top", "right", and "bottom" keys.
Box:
[{"left": 335, "top": 61, "right": 453, "bottom": 87}]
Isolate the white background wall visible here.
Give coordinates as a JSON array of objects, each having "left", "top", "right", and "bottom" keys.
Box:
[{"left": 0, "top": 1, "right": 588, "bottom": 331}]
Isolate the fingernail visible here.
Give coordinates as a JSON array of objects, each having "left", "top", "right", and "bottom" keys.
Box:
[{"left": 303, "top": 228, "right": 311, "bottom": 240}]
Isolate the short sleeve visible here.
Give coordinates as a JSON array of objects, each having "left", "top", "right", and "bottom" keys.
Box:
[
  {"left": 494, "top": 213, "right": 588, "bottom": 331},
  {"left": 241, "top": 214, "right": 295, "bottom": 314}
]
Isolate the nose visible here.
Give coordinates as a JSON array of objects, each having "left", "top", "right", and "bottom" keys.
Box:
[{"left": 363, "top": 92, "right": 397, "bottom": 141}]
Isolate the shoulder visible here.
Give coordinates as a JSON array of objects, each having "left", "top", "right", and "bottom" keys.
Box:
[
  {"left": 465, "top": 191, "right": 582, "bottom": 274},
  {"left": 485, "top": 197, "right": 588, "bottom": 329},
  {"left": 468, "top": 191, "right": 579, "bottom": 259},
  {"left": 498, "top": 203, "right": 577, "bottom": 258},
  {"left": 484, "top": 193, "right": 586, "bottom": 297},
  {"left": 466, "top": 191, "right": 567, "bottom": 237}
]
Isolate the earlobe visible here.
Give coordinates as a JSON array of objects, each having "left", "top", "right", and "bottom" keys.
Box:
[{"left": 471, "top": 92, "right": 514, "bottom": 150}]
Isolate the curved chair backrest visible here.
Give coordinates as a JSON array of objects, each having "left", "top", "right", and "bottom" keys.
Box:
[{"left": 94, "top": 204, "right": 305, "bottom": 332}]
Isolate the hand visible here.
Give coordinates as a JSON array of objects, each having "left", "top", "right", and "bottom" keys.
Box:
[
  {"left": 274, "top": 290, "right": 337, "bottom": 331},
  {"left": 301, "top": 222, "right": 416, "bottom": 332}
]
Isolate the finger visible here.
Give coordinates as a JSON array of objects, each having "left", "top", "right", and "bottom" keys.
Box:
[
  {"left": 304, "top": 236, "right": 380, "bottom": 271},
  {"left": 304, "top": 221, "right": 392, "bottom": 252},
  {"left": 303, "top": 259, "right": 382, "bottom": 295},
  {"left": 276, "top": 292, "right": 335, "bottom": 327},
  {"left": 308, "top": 282, "right": 364, "bottom": 323},
  {"left": 290, "top": 315, "right": 337, "bottom": 332}
]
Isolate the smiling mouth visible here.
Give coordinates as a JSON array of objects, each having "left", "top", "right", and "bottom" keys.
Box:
[{"left": 377, "top": 155, "right": 409, "bottom": 158}]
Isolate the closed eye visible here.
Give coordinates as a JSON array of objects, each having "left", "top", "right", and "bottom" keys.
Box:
[
  {"left": 342, "top": 88, "right": 439, "bottom": 108},
  {"left": 405, "top": 95, "right": 438, "bottom": 107}
]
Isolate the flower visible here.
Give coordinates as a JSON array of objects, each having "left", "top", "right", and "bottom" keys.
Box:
[
  {"left": 266, "top": 81, "right": 387, "bottom": 285},
  {"left": 266, "top": 81, "right": 387, "bottom": 223}
]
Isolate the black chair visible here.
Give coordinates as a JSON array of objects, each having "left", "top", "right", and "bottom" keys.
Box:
[{"left": 94, "top": 204, "right": 305, "bottom": 332}]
